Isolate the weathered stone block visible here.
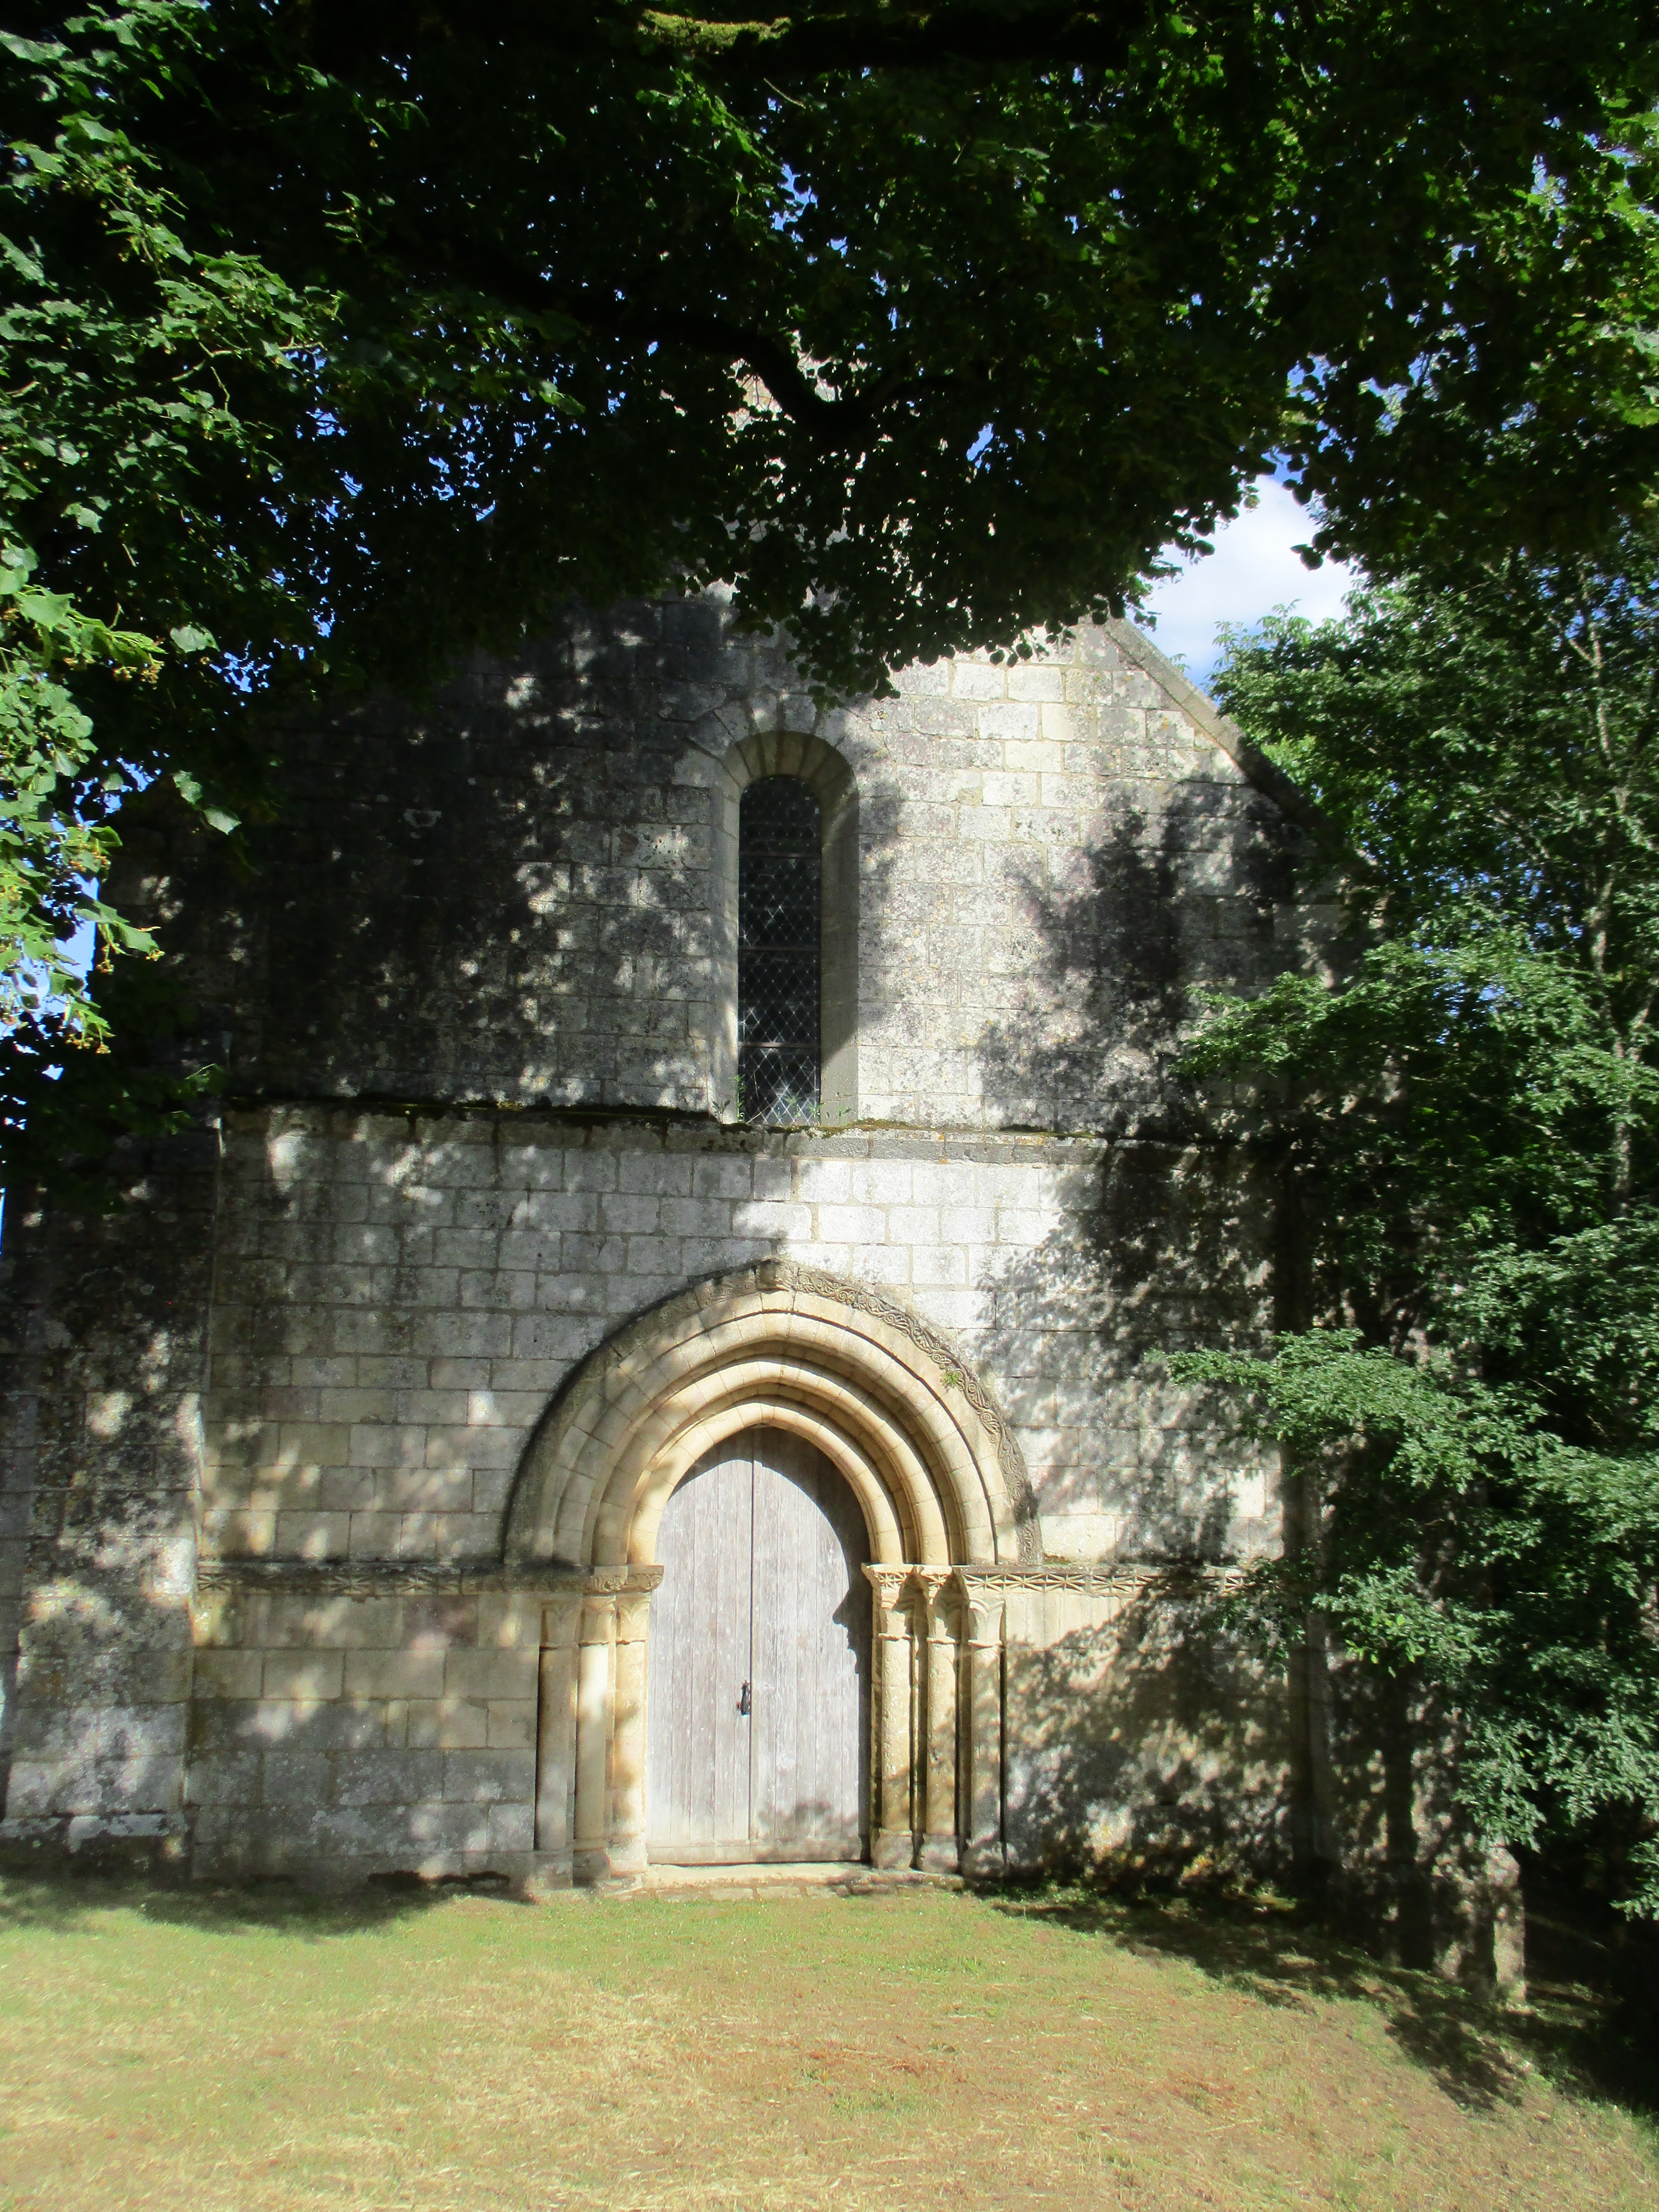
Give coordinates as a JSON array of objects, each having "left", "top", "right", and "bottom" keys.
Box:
[
  {"left": 485, "top": 1701, "right": 536, "bottom": 1751},
  {"left": 185, "top": 1752, "right": 264, "bottom": 1806},
  {"left": 192, "top": 1649, "right": 265, "bottom": 1701},
  {"left": 406, "top": 1697, "right": 489, "bottom": 1750},
  {"left": 259, "top": 1750, "right": 337, "bottom": 1805},
  {"left": 333, "top": 1749, "right": 446, "bottom": 1806},
  {"left": 262, "top": 1651, "right": 346, "bottom": 1701},
  {"left": 442, "top": 1648, "right": 538, "bottom": 1701},
  {"left": 442, "top": 1749, "right": 536, "bottom": 1803},
  {"left": 343, "top": 1650, "right": 446, "bottom": 1700}
]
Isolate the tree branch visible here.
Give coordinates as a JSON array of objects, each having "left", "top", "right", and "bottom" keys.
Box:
[
  {"left": 563, "top": 297, "right": 953, "bottom": 450},
  {"left": 296, "top": 3, "right": 1152, "bottom": 81},
  {"left": 399, "top": 233, "right": 939, "bottom": 450}
]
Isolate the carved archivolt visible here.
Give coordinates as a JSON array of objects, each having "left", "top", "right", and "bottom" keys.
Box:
[
  {"left": 502, "top": 1260, "right": 1041, "bottom": 1570},
  {"left": 498, "top": 1262, "right": 1051, "bottom": 1884}
]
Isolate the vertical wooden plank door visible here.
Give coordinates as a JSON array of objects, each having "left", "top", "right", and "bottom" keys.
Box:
[
  {"left": 644, "top": 1446, "right": 752, "bottom": 1856},
  {"left": 646, "top": 1427, "right": 871, "bottom": 1862}
]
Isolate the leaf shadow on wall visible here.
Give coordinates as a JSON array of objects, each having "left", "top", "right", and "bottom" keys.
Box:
[
  {"left": 973, "top": 794, "right": 1295, "bottom": 1137},
  {"left": 970, "top": 799, "right": 1301, "bottom": 1890},
  {"left": 1000, "top": 1580, "right": 1294, "bottom": 1889},
  {"left": 967, "top": 801, "right": 1519, "bottom": 1948},
  {"left": 0, "top": 593, "right": 920, "bottom": 1890},
  {"left": 146, "top": 593, "right": 909, "bottom": 1121},
  {"left": 974, "top": 805, "right": 1285, "bottom": 1562}
]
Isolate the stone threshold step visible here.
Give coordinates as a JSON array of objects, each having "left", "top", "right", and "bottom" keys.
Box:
[{"left": 624, "top": 1860, "right": 965, "bottom": 1901}]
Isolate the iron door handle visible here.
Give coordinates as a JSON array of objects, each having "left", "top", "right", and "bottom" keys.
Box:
[{"left": 738, "top": 1680, "right": 751, "bottom": 1716}]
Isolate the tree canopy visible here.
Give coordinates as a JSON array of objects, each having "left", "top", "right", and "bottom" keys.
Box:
[
  {"left": 1182, "top": 547, "right": 1659, "bottom": 1914},
  {"left": 5, "top": 0, "right": 1659, "bottom": 1170}
]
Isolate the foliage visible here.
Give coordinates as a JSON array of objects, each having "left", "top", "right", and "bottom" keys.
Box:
[
  {"left": 1186, "top": 926, "right": 1659, "bottom": 1351},
  {"left": 1202, "top": 552, "right": 1659, "bottom": 1345},
  {"left": 1182, "top": 547, "right": 1659, "bottom": 1911},
  {"left": 1177, "top": 1334, "right": 1659, "bottom": 1915},
  {"left": 1215, "top": 556, "right": 1659, "bottom": 1036},
  {"left": 6, "top": 2, "right": 1659, "bottom": 1181}
]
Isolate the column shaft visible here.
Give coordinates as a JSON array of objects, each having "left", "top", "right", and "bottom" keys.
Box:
[
  {"left": 866, "top": 1568, "right": 916, "bottom": 1870},
  {"left": 959, "top": 1589, "right": 1006, "bottom": 1876},
  {"left": 532, "top": 1602, "right": 580, "bottom": 1875},
  {"left": 573, "top": 1593, "right": 617, "bottom": 1884},
  {"left": 921, "top": 1578, "right": 960, "bottom": 1874},
  {"left": 608, "top": 1591, "right": 652, "bottom": 1875}
]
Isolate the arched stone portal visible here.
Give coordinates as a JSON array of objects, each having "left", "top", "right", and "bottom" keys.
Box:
[{"left": 502, "top": 1261, "right": 1040, "bottom": 1884}]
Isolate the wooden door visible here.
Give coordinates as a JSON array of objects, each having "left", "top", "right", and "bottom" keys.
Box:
[
  {"left": 646, "top": 1427, "right": 870, "bottom": 1862},
  {"left": 644, "top": 1446, "right": 753, "bottom": 1856}
]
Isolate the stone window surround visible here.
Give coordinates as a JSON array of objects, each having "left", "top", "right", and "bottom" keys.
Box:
[{"left": 711, "top": 732, "right": 858, "bottom": 1126}]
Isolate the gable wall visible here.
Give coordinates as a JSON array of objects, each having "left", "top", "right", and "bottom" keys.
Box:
[
  {"left": 1, "top": 600, "right": 1322, "bottom": 1891},
  {"left": 155, "top": 599, "right": 1307, "bottom": 1133}
]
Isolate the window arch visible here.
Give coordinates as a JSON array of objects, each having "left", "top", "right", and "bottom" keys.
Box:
[
  {"left": 710, "top": 732, "right": 857, "bottom": 1129},
  {"left": 738, "top": 777, "right": 821, "bottom": 1125}
]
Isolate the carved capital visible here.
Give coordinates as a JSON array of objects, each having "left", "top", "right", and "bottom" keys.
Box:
[
  {"left": 539, "top": 1592, "right": 583, "bottom": 1647},
  {"left": 862, "top": 1562, "right": 917, "bottom": 1633},
  {"left": 616, "top": 1594, "right": 651, "bottom": 1641},
  {"left": 579, "top": 1591, "right": 618, "bottom": 1642},
  {"left": 912, "top": 1567, "right": 958, "bottom": 1637}
]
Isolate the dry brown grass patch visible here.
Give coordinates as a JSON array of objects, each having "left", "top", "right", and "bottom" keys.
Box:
[{"left": 0, "top": 1872, "right": 1652, "bottom": 2211}]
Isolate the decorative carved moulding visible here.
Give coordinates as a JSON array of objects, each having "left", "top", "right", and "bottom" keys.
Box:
[
  {"left": 198, "top": 1556, "right": 1231, "bottom": 1604},
  {"left": 194, "top": 1558, "right": 665, "bottom": 1599},
  {"left": 860, "top": 1559, "right": 1244, "bottom": 1611},
  {"left": 955, "top": 1560, "right": 1246, "bottom": 1595},
  {"left": 752, "top": 1256, "right": 1036, "bottom": 1538},
  {"left": 555, "top": 1254, "right": 1041, "bottom": 1562}
]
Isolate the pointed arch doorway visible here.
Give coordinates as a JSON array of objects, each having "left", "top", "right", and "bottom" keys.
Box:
[{"left": 646, "top": 1427, "right": 871, "bottom": 1863}]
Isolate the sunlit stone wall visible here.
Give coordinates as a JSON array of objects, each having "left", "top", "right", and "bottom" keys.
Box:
[
  {"left": 0, "top": 601, "right": 1330, "bottom": 1887},
  {"left": 199, "top": 1112, "right": 1278, "bottom": 1571},
  {"left": 126, "top": 599, "right": 1318, "bottom": 1133}
]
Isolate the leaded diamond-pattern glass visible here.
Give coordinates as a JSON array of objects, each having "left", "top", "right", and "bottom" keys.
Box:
[{"left": 739, "top": 778, "right": 821, "bottom": 1125}]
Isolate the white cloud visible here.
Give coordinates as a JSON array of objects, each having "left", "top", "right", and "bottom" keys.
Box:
[{"left": 1136, "top": 475, "right": 1361, "bottom": 686}]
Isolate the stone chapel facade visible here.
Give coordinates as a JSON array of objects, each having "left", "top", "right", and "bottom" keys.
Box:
[{"left": 0, "top": 596, "right": 1348, "bottom": 1895}]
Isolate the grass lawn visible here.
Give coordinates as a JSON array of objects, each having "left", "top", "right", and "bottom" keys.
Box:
[{"left": 0, "top": 1870, "right": 1653, "bottom": 2211}]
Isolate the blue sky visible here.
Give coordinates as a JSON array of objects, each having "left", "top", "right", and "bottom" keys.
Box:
[{"left": 1136, "top": 473, "right": 1361, "bottom": 689}]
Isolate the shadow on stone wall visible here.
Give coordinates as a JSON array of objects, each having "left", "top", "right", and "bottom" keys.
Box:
[
  {"left": 1005, "top": 1581, "right": 1293, "bottom": 1887},
  {"left": 978, "top": 1142, "right": 1277, "bottom": 1562},
  {"left": 966, "top": 793, "right": 1504, "bottom": 1958},
  {"left": 0, "top": 1133, "right": 213, "bottom": 1856},
  {"left": 130, "top": 595, "right": 909, "bottom": 1124},
  {"left": 969, "top": 794, "right": 1286, "bottom": 1559},
  {"left": 959, "top": 798, "right": 1296, "bottom": 1894},
  {"left": 1, "top": 586, "right": 929, "bottom": 1875},
  {"left": 1319, "top": 1653, "right": 1512, "bottom": 1978},
  {"left": 974, "top": 796, "right": 1293, "bottom": 1137}
]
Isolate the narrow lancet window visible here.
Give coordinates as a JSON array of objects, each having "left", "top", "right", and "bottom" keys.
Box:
[{"left": 738, "top": 777, "right": 821, "bottom": 1125}]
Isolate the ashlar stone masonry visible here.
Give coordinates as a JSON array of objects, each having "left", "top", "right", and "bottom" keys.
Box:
[{"left": 5, "top": 597, "right": 1483, "bottom": 1949}]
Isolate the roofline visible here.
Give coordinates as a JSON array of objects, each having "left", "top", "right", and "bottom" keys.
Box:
[{"left": 1104, "top": 618, "right": 1344, "bottom": 855}]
